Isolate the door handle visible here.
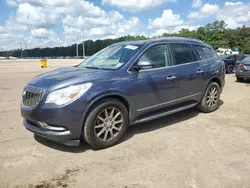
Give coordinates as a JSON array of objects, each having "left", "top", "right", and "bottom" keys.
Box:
[
  {"left": 197, "top": 70, "right": 204, "bottom": 74},
  {"left": 166, "top": 76, "right": 176, "bottom": 80}
]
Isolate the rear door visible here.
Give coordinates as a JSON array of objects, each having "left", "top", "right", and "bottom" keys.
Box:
[{"left": 191, "top": 44, "right": 219, "bottom": 90}]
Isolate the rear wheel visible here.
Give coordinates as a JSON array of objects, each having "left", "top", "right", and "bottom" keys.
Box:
[
  {"left": 236, "top": 76, "right": 244, "bottom": 82},
  {"left": 83, "top": 99, "right": 128, "bottom": 149},
  {"left": 197, "top": 82, "right": 220, "bottom": 113}
]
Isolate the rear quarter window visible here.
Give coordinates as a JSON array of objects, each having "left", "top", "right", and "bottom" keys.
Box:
[{"left": 191, "top": 45, "right": 216, "bottom": 60}]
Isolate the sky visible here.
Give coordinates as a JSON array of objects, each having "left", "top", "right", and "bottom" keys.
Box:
[{"left": 0, "top": 0, "right": 250, "bottom": 50}]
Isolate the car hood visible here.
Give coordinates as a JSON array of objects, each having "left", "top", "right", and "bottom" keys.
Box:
[{"left": 28, "top": 66, "right": 114, "bottom": 90}]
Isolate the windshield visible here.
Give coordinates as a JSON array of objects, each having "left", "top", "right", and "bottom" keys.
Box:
[
  {"left": 243, "top": 56, "right": 250, "bottom": 61},
  {"left": 78, "top": 44, "right": 141, "bottom": 70}
]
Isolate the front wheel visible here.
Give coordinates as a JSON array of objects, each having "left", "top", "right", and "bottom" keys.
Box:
[
  {"left": 197, "top": 82, "right": 220, "bottom": 113},
  {"left": 83, "top": 99, "right": 129, "bottom": 149}
]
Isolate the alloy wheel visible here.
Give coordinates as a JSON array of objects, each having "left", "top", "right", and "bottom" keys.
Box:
[
  {"left": 206, "top": 86, "right": 219, "bottom": 107},
  {"left": 94, "top": 107, "right": 123, "bottom": 142},
  {"left": 228, "top": 65, "right": 235, "bottom": 73}
]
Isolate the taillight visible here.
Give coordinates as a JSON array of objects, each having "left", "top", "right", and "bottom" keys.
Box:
[{"left": 239, "top": 62, "right": 245, "bottom": 66}]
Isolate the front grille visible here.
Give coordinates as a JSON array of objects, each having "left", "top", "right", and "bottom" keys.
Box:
[{"left": 22, "top": 85, "right": 44, "bottom": 107}]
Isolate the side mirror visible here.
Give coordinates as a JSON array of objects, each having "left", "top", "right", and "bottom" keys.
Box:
[{"left": 134, "top": 61, "right": 153, "bottom": 71}]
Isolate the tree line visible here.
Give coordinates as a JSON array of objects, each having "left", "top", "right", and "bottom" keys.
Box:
[{"left": 2, "top": 20, "right": 250, "bottom": 57}]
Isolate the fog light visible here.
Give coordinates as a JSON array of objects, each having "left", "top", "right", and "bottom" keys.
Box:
[{"left": 38, "top": 122, "right": 66, "bottom": 131}]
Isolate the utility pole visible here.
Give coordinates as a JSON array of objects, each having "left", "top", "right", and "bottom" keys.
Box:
[
  {"left": 75, "top": 31, "right": 79, "bottom": 57},
  {"left": 20, "top": 42, "right": 23, "bottom": 58},
  {"left": 82, "top": 32, "right": 85, "bottom": 58},
  {"left": 25, "top": 42, "right": 27, "bottom": 58},
  {"left": 82, "top": 40, "right": 85, "bottom": 57},
  {"left": 76, "top": 43, "right": 78, "bottom": 57}
]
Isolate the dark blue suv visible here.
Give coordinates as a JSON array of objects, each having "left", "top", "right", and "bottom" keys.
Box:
[{"left": 21, "top": 37, "right": 225, "bottom": 149}]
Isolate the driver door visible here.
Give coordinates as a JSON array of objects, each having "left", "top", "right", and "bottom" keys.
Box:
[{"left": 130, "top": 44, "right": 180, "bottom": 116}]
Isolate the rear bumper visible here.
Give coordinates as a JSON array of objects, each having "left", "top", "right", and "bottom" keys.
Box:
[{"left": 235, "top": 71, "right": 250, "bottom": 78}]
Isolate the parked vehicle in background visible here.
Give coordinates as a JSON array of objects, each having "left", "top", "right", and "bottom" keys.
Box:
[
  {"left": 216, "top": 47, "right": 239, "bottom": 55},
  {"left": 0, "top": 56, "right": 7, "bottom": 60},
  {"left": 219, "top": 54, "right": 247, "bottom": 74},
  {"left": 8, "top": 56, "right": 18, "bottom": 60},
  {"left": 21, "top": 37, "right": 225, "bottom": 149},
  {"left": 235, "top": 55, "right": 250, "bottom": 82}
]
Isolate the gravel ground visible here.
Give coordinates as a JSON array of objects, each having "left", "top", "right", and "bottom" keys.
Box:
[{"left": 0, "top": 59, "right": 250, "bottom": 188}]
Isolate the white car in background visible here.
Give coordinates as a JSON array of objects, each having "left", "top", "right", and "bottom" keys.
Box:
[
  {"left": 0, "top": 56, "right": 7, "bottom": 60},
  {"left": 8, "top": 56, "right": 18, "bottom": 60}
]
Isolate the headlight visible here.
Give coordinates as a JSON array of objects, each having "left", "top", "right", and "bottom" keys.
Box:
[{"left": 45, "top": 83, "right": 92, "bottom": 105}]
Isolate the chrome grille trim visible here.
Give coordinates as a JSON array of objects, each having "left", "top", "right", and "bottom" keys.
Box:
[{"left": 22, "top": 85, "right": 45, "bottom": 107}]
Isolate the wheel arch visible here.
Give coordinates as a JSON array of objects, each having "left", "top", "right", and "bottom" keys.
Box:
[
  {"left": 208, "top": 76, "right": 222, "bottom": 89},
  {"left": 201, "top": 76, "right": 222, "bottom": 99},
  {"left": 80, "top": 93, "right": 130, "bottom": 133}
]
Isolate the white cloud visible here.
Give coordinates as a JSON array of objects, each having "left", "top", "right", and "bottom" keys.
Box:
[
  {"left": 31, "top": 28, "right": 55, "bottom": 39},
  {"left": 5, "top": 0, "right": 18, "bottom": 6},
  {"left": 148, "top": 9, "right": 200, "bottom": 37},
  {"left": 192, "top": 0, "right": 202, "bottom": 8},
  {"left": 63, "top": 11, "right": 141, "bottom": 41},
  {"left": 62, "top": 10, "right": 142, "bottom": 39},
  {"left": 16, "top": 3, "right": 59, "bottom": 28},
  {"left": 148, "top": 10, "right": 184, "bottom": 29},
  {"left": 54, "top": 0, "right": 104, "bottom": 18},
  {"left": 188, "top": 3, "right": 220, "bottom": 19},
  {"left": 1, "top": 0, "right": 146, "bottom": 50},
  {"left": 217, "top": 2, "right": 250, "bottom": 28},
  {"left": 102, "top": 0, "right": 176, "bottom": 12},
  {"left": 225, "top": 2, "right": 243, "bottom": 6},
  {"left": 3, "top": 0, "right": 249, "bottom": 50},
  {"left": 151, "top": 24, "right": 200, "bottom": 37}
]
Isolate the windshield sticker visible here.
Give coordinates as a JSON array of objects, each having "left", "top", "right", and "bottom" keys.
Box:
[{"left": 125, "top": 45, "right": 138, "bottom": 50}]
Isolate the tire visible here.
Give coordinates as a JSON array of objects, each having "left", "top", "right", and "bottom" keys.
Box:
[
  {"left": 197, "top": 82, "right": 220, "bottom": 113},
  {"left": 227, "top": 65, "right": 235, "bottom": 74},
  {"left": 83, "top": 98, "right": 129, "bottom": 149},
  {"left": 236, "top": 76, "right": 244, "bottom": 82}
]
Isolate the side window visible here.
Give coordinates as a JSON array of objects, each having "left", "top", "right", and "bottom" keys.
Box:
[
  {"left": 170, "top": 43, "right": 198, "bottom": 65},
  {"left": 191, "top": 45, "right": 216, "bottom": 60},
  {"left": 236, "top": 54, "right": 245, "bottom": 61},
  {"left": 138, "top": 44, "right": 172, "bottom": 69}
]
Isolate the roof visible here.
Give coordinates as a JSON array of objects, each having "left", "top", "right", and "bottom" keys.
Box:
[{"left": 113, "top": 37, "right": 205, "bottom": 46}]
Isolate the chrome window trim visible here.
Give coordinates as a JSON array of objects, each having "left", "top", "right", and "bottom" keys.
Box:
[
  {"left": 127, "top": 42, "right": 217, "bottom": 73},
  {"left": 137, "top": 92, "right": 201, "bottom": 112}
]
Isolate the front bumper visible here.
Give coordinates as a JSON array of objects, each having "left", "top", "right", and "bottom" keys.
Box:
[
  {"left": 21, "top": 99, "right": 88, "bottom": 146},
  {"left": 23, "top": 119, "right": 80, "bottom": 146}
]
